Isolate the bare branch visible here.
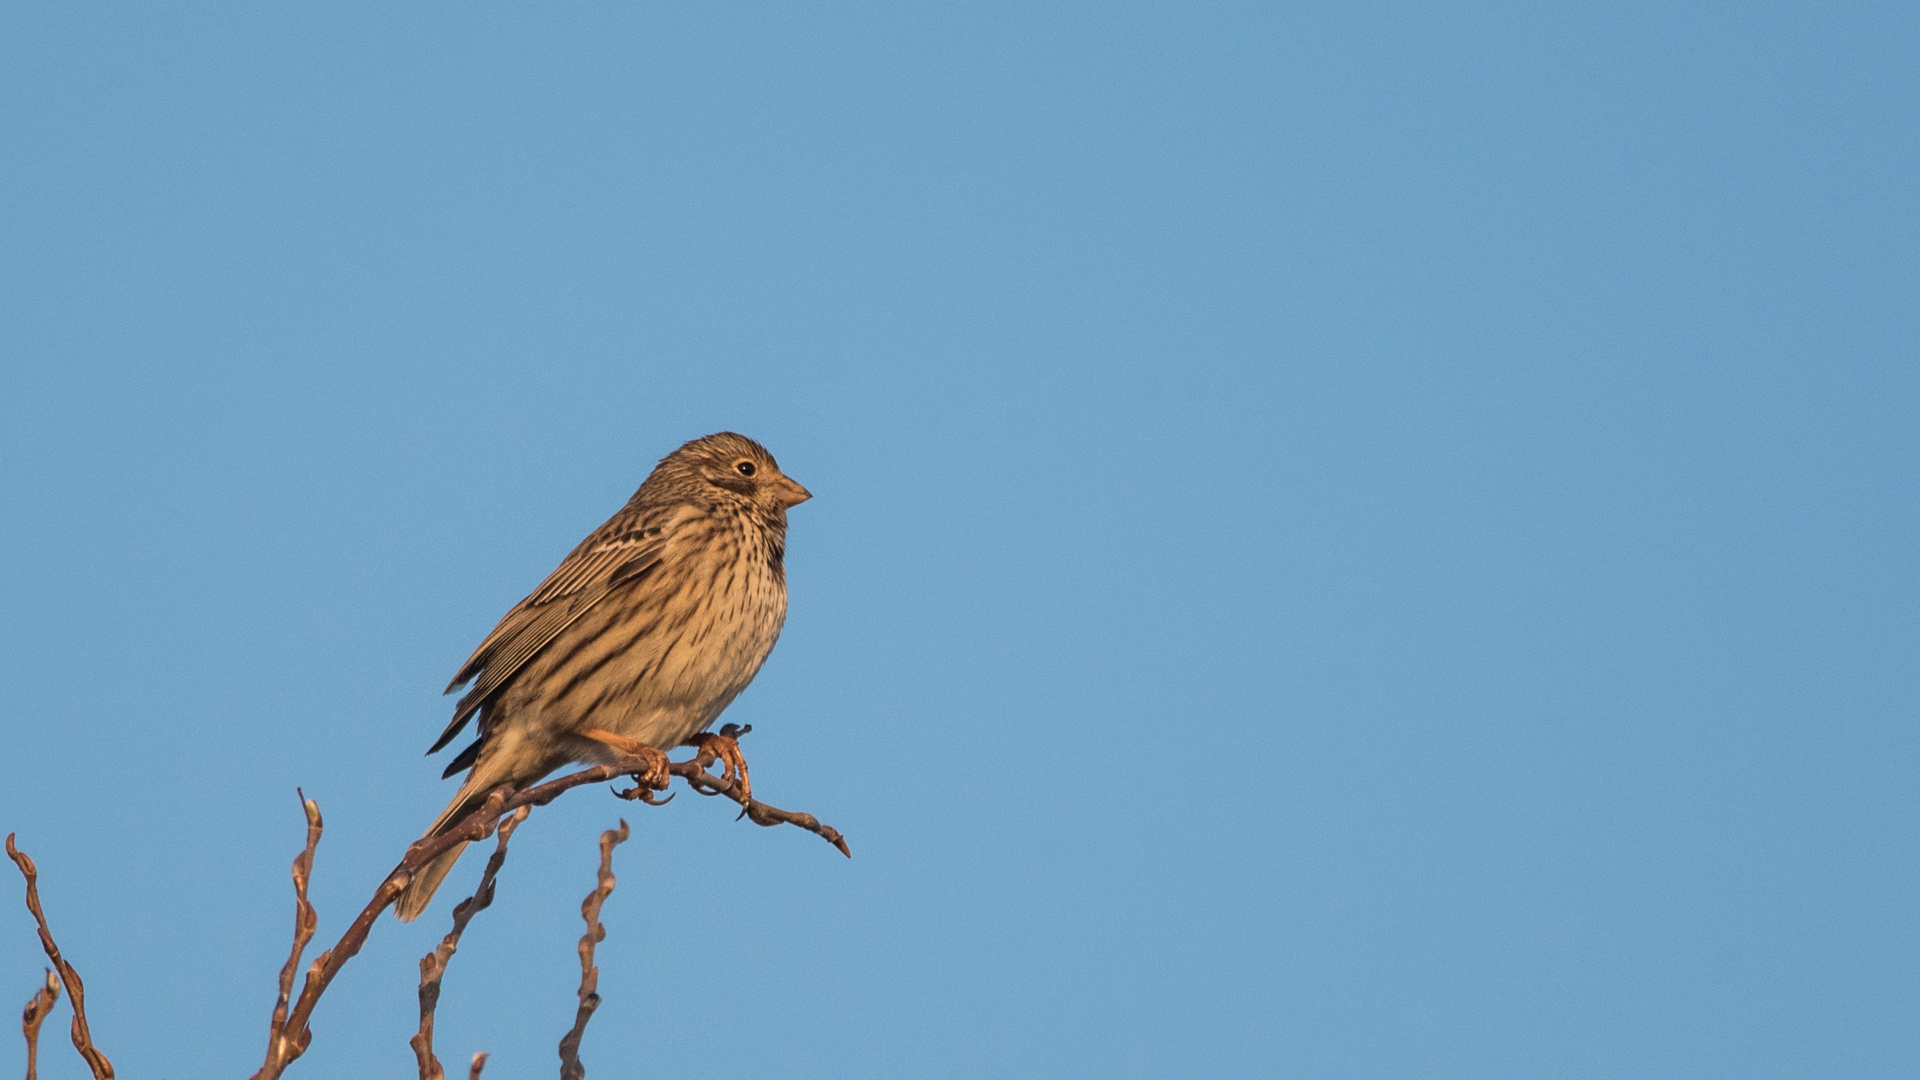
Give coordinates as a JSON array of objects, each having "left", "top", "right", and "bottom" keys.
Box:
[
  {"left": 411, "top": 807, "right": 530, "bottom": 1080},
  {"left": 262, "top": 792, "right": 323, "bottom": 1075},
  {"left": 5, "top": 835, "right": 114, "bottom": 1080},
  {"left": 252, "top": 735, "right": 845, "bottom": 1079},
  {"left": 657, "top": 724, "right": 851, "bottom": 858},
  {"left": 558, "top": 821, "right": 629, "bottom": 1080},
  {"left": 468, "top": 1051, "right": 490, "bottom": 1080},
  {"left": 21, "top": 968, "right": 60, "bottom": 1080}
]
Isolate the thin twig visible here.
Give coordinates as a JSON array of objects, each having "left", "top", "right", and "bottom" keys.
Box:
[
  {"left": 21, "top": 969, "right": 60, "bottom": 1080},
  {"left": 262, "top": 792, "right": 323, "bottom": 1075},
  {"left": 558, "top": 821, "right": 629, "bottom": 1080},
  {"left": 5, "top": 835, "right": 114, "bottom": 1080},
  {"left": 659, "top": 725, "right": 851, "bottom": 858},
  {"left": 411, "top": 807, "right": 530, "bottom": 1080},
  {"left": 250, "top": 784, "right": 505, "bottom": 1080},
  {"left": 252, "top": 738, "right": 845, "bottom": 1079}
]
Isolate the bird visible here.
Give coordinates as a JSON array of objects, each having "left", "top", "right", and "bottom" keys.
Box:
[{"left": 394, "top": 432, "right": 811, "bottom": 921}]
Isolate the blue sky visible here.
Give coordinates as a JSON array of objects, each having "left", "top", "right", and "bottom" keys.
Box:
[{"left": 2, "top": 3, "right": 1915, "bottom": 1077}]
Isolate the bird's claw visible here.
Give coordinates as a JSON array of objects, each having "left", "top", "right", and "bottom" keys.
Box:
[
  {"left": 583, "top": 728, "right": 672, "bottom": 796},
  {"left": 682, "top": 727, "right": 752, "bottom": 801},
  {"left": 624, "top": 743, "right": 673, "bottom": 793},
  {"left": 614, "top": 783, "right": 674, "bottom": 805}
]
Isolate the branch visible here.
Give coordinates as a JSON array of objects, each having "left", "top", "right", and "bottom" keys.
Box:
[
  {"left": 558, "top": 821, "right": 629, "bottom": 1080},
  {"left": 411, "top": 807, "right": 528, "bottom": 1080},
  {"left": 21, "top": 969, "right": 59, "bottom": 1080},
  {"left": 660, "top": 724, "right": 852, "bottom": 858},
  {"left": 261, "top": 792, "right": 323, "bottom": 1075},
  {"left": 468, "top": 1051, "right": 490, "bottom": 1080},
  {"left": 5, "top": 835, "right": 114, "bottom": 1080},
  {"left": 252, "top": 735, "right": 845, "bottom": 1079}
]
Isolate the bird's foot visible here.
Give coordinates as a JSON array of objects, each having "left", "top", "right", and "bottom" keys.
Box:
[
  {"left": 682, "top": 723, "right": 752, "bottom": 801},
  {"left": 583, "top": 728, "right": 673, "bottom": 803}
]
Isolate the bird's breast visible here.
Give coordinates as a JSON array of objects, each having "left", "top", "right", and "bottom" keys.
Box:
[{"left": 569, "top": 517, "right": 788, "bottom": 740}]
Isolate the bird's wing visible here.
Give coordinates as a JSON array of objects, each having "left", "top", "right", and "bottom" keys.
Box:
[{"left": 426, "top": 519, "right": 669, "bottom": 754}]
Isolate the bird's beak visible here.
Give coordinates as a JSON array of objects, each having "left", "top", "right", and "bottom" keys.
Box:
[{"left": 774, "top": 475, "right": 812, "bottom": 507}]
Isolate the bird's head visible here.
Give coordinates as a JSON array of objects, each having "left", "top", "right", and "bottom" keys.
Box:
[{"left": 661, "top": 431, "right": 811, "bottom": 517}]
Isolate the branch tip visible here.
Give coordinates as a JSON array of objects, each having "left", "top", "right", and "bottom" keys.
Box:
[{"left": 7, "top": 836, "right": 114, "bottom": 1080}]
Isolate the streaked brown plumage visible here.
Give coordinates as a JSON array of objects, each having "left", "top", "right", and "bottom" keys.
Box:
[{"left": 395, "top": 432, "right": 810, "bottom": 921}]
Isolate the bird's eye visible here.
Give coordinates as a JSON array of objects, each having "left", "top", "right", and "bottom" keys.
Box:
[{"left": 735, "top": 460, "right": 757, "bottom": 477}]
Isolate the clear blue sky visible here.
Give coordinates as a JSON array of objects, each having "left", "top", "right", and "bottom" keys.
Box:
[{"left": 2, "top": 4, "right": 1915, "bottom": 1078}]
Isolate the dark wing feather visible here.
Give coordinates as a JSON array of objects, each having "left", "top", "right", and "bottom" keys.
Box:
[
  {"left": 441, "top": 735, "right": 484, "bottom": 779},
  {"left": 426, "top": 525, "right": 667, "bottom": 754}
]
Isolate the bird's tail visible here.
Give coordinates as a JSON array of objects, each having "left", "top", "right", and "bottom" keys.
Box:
[{"left": 394, "top": 781, "right": 491, "bottom": 922}]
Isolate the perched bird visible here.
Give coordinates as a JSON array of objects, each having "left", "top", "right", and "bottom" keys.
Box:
[{"left": 395, "top": 432, "right": 811, "bottom": 921}]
